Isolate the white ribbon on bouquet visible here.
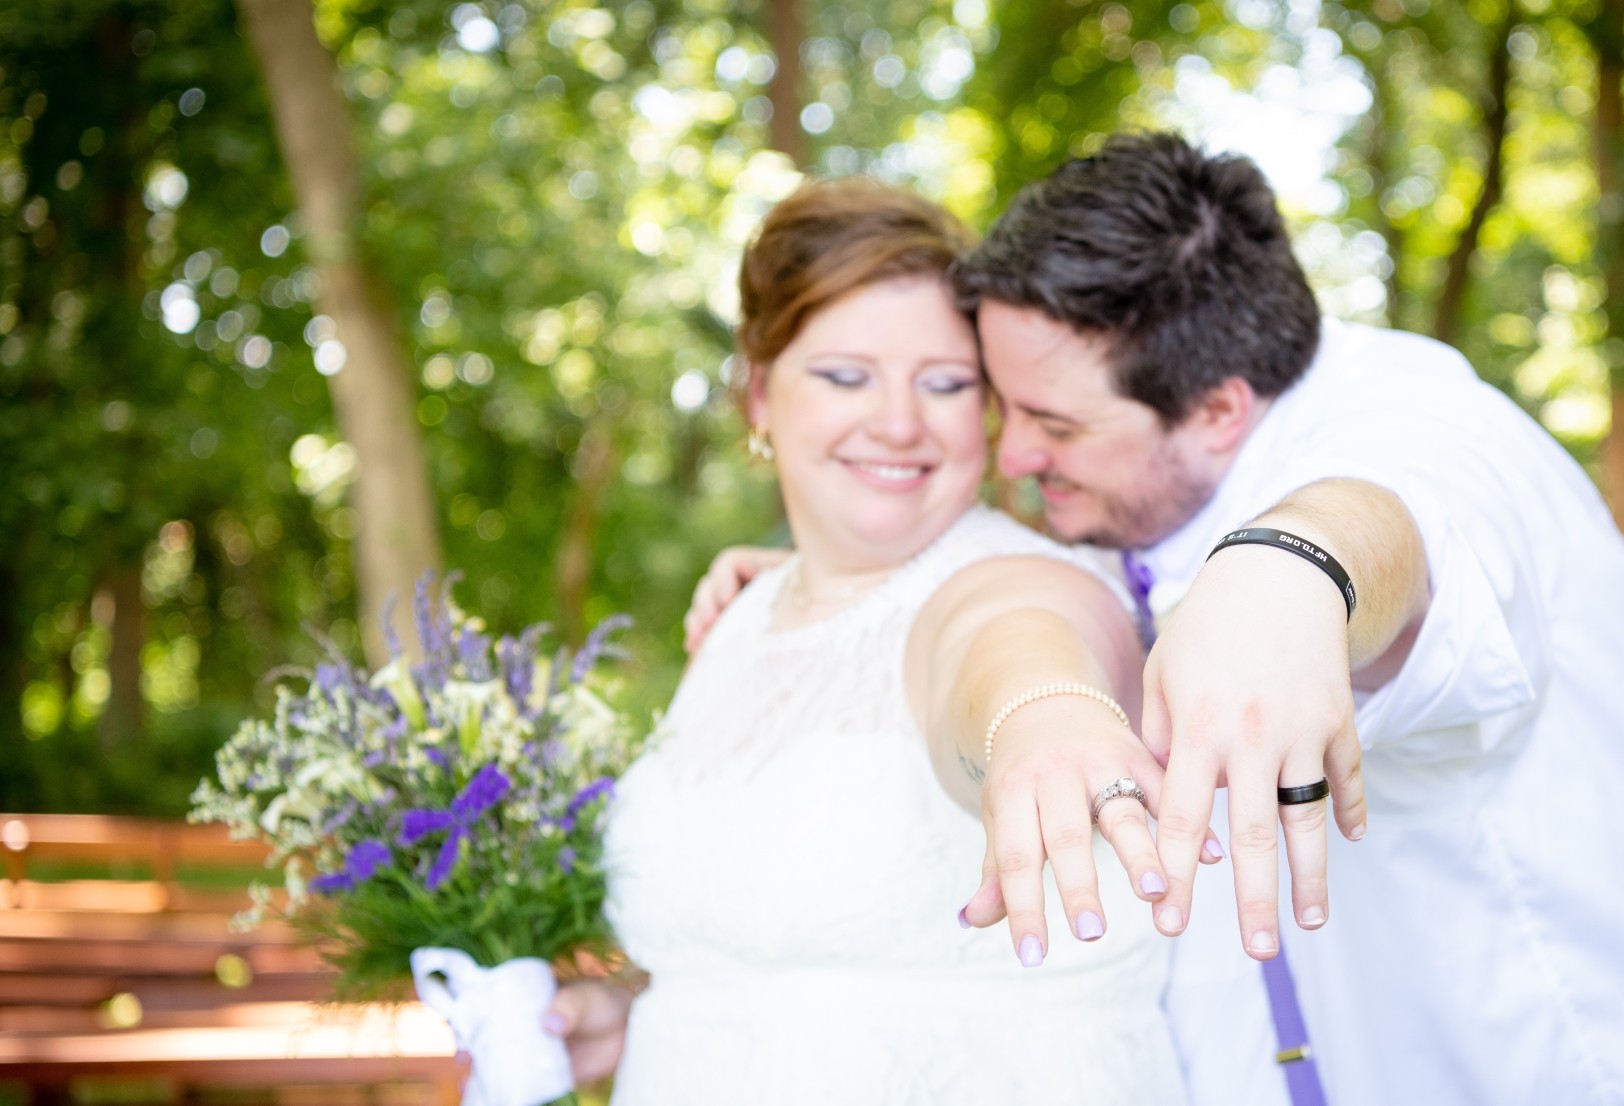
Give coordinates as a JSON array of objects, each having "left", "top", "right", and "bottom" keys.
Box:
[{"left": 411, "top": 946, "right": 574, "bottom": 1106}]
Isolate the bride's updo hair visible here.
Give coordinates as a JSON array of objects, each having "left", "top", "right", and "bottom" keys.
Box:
[{"left": 736, "top": 178, "right": 974, "bottom": 369}]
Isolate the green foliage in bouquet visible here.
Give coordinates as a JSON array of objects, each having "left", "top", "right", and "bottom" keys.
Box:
[{"left": 191, "top": 574, "right": 641, "bottom": 1000}]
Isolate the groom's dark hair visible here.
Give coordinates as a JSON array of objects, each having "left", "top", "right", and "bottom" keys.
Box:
[{"left": 953, "top": 132, "right": 1321, "bottom": 425}]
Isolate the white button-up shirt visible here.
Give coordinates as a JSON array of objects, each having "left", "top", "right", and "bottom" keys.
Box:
[{"left": 1142, "top": 320, "right": 1624, "bottom": 1106}]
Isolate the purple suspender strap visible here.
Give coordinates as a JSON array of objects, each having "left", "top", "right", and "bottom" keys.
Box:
[
  {"left": 1120, "top": 550, "right": 1329, "bottom": 1106},
  {"left": 1261, "top": 944, "right": 1329, "bottom": 1106}
]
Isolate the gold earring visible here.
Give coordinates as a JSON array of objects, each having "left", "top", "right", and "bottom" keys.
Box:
[{"left": 747, "top": 425, "right": 775, "bottom": 461}]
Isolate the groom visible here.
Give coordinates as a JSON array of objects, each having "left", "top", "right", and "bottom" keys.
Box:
[
  {"left": 688, "top": 133, "right": 1624, "bottom": 1104},
  {"left": 947, "top": 132, "right": 1624, "bottom": 1105}
]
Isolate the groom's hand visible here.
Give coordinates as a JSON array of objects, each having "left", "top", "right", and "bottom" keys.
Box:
[
  {"left": 682, "top": 546, "right": 791, "bottom": 654},
  {"left": 1140, "top": 542, "right": 1366, "bottom": 960}
]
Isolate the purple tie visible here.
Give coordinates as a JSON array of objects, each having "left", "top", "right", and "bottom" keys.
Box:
[
  {"left": 1120, "top": 549, "right": 1328, "bottom": 1106},
  {"left": 1119, "top": 550, "right": 1157, "bottom": 651}
]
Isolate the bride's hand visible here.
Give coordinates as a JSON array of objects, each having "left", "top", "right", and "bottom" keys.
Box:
[
  {"left": 960, "top": 703, "right": 1225, "bottom": 961},
  {"left": 962, "top": 696, "right": 1172, "bottom": 959},
  {"left": 683, "top": 545, "right": 792, "bottom": 654},
  {"left": 542, "top": 979, "right": 636, "bottom": 1084}
]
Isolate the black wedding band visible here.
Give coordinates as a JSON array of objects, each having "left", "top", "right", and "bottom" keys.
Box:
[{"left": 1277, "top": 778, "right": 1330, "bottom": 805}]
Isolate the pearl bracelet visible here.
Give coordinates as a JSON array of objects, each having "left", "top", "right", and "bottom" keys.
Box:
[{"left": 983, "top": 682, "right": 1132, "bottom": 764}]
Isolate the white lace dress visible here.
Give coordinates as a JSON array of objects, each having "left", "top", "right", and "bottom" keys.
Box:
[{"left": 603, "top": 506, "right": 1186, "bottom": 1106}]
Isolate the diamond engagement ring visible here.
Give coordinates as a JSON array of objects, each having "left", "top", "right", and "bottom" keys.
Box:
[{"left": 1090, "top": 776, "right": 1148, "bottom": 822}]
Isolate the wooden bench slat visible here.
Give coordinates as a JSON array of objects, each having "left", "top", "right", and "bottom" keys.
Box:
[
  {"left": 0, "top": 909, "right": 301, "bottom": 944},
  {"left": 0, "top": 938, "right": 324, "bottom": 975},
  {"left": 1, "top": 815, "right": 459, "bottom": 1097},
  {"left": 0, "top": 972, "right": 340, "bottom": 1009},
  {"left": 0, "top": 999, "right": 443, "bottom": 1036},
  {"left": 1, "top": 879, "right": 271, "bottom": 914},
  {"left": 0, "top": 1003, "right": 456, "bottom": 1062}
]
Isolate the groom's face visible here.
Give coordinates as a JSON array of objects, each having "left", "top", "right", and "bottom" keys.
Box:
[{"left": 978, "top": 300, "right": 1216, "bottom": 550}]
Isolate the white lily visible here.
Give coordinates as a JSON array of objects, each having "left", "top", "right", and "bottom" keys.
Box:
[
  {"left": 442, "top": 678, "right": 504, "bottom": 759},
  {"left": 370, "top": 658, "right": 427, "bottom": 730}
]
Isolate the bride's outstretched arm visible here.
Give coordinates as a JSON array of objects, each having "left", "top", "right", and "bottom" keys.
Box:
[{"left": 906, "top": 556, "right": 1217, "bottom": 966}]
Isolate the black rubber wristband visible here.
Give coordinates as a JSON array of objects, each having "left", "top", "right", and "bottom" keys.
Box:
[{"left": 1207, "top": 527, "right": 1357, "bottom": 621}]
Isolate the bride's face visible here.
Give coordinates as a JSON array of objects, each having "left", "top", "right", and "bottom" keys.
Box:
[{"left": 750, "top": 275, "right": 986, "bottom": 569}]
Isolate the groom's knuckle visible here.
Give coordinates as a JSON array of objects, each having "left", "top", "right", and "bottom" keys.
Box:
[
  {"left": 1152, "top": 808, "right": 1206, "bottom": 841},
  {"left": 1231, "top": 822, "right": 1279, "bottom": 853},
  {"left": 1282, "top": 801, "right": 1328, "bottom": 833}
]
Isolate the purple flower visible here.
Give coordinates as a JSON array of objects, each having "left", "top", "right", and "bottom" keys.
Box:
[
  {"left": 397, "top": 764, "right": 512, "bottom": 891},
  {"left": 566, "top": 777, "right": 614, "bottom": 818},
  {"left": 569, "top": 615, "right": 633, "bottom": 684},
  {"left": 309, "top": 871, "right": 351, "bottom": 896},
  {"left": 347, "top": 839, "right": 391, "bottom": 880},
  {"left": 558, "top": 777, "right": 615, "bottom": 833},
  {"left": 558, "top": 847, "right": 576, "bottom": 874},
  {"left": 427, "top": 832, "right": 462, "bottom": 889},
  {"left": 458, "top": 625, "right": 494, "bottom": 682},
  {"left": 498, "top": 624, "right": 547, "bottom": 715},
  {"left": 400, "top": 807, "right": 457, "bottom": 843},
  {"left": 310, "top": 838, "right": 393, "bottom": 896},
  {"left": 314, "top": 663, "right": 345, "bottom": 696},
  {"left": 454, "top": 763, "right": 512, "bottom": 817},
  {"left": 380, "top": 594, "right": 403, "bottom": 659}
]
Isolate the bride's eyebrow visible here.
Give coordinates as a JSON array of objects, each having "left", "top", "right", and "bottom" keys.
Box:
[{"left": 805, "top": 351, "right": 880, "bottom": 364}]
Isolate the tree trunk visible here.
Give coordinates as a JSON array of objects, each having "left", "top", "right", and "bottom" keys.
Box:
[
  {"left": 1588, "top": 0, "right": 1624, "bottom": 530},
  {"left": 1354, "top": 55, "right": 1405, "bottom": 328},
  {"left": 96, "top": 567, "right": 145, "bottom": 752},
  {"left": 1432, "top": 10, "right": 1514, "bottom": 348},
  {"left": 235, "top": 0, "right": 441, "bottom": 664},
  {"left": 766, "top": 0, "right": 805, "bottom": 166},
  {"left": 555, "top": 423, "right": 616, "bottom": 642}
]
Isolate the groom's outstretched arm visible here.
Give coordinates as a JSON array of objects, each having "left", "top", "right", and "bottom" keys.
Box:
[{"left": 1144, "top": 477, "right": 1430, "bottom": 960}]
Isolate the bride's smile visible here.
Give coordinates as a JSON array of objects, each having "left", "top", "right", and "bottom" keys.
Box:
[{"left": 747, "top": 273, "right": 986, "bottom": 576}]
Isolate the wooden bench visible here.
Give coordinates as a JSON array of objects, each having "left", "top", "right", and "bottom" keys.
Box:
[{"left": 0, "top": 814, "right": 462, "bottom": 1105}]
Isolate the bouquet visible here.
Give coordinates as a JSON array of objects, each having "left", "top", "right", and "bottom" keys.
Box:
[{"left": 191, "top": 574, "right": 641, "bottom": 1106}]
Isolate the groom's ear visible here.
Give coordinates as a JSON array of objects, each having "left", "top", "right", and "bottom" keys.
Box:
[{"left": 1188, "top": 376, "right": 1256, "bottom": 454}]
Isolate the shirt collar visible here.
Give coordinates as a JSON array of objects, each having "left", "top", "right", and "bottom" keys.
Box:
[{"left": 1136, "top": 318, "right": 1339, "bottom": 583}]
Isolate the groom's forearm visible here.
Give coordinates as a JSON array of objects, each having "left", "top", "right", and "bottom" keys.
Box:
[{"left": 1235, "top": 478, "right": 1431, "bottom": 679}]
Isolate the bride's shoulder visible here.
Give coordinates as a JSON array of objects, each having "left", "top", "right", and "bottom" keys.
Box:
[
  {"left": 946, "top": 504, "right": 1070, "bottom": 558},
  {"left": 936, "top": 506, "right": 1132, "bottom": 608}
]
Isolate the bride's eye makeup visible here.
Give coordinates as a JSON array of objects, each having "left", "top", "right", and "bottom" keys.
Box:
[
  {"left": 809, "top": 366, "right": 871, "bottom": 388},
  {"left": 918, "top": 369, "right": 980, "bottom": 395}
]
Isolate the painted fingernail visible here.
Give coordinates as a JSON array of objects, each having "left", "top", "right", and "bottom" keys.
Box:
[
  {"left": 1139, "top": 871, "right": 1167, "bottom": 896},
  {"left": 1248, "top": 930, "right": 1278, "bottom": 956},
  {"left": 1075, "top": 911, "right": 1105, "bottom": 941},
  {"left": 1203, "top": 838, "right": 1225, "bottom": 860},
  {"left": 1156, "top": 904, "right": 1183, "bottom": 932},
  {"left": 542, "top": 1012, "right": 566, "bottom": 1035},
  {"left": 1301, "top": 905, "right": 1326, "bottom": 927},
  {"left": 1350, "top": 823, "right": 1367, "bottom": 841},
  {"left": 1018, "top": 934, "right": 1045, "bottom": 968},
  {"left": 957, "top": 905, "right": 971, "bottom": 929}
]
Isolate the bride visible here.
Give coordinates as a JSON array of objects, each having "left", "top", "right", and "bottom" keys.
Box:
[{"left": 546, "top": 178, "right": 1201, "bottom": 1104}]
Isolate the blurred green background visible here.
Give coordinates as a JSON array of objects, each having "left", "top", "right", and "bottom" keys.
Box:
[{"left": 2, "top": 0, "right": 1621, "bottom": 815}]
